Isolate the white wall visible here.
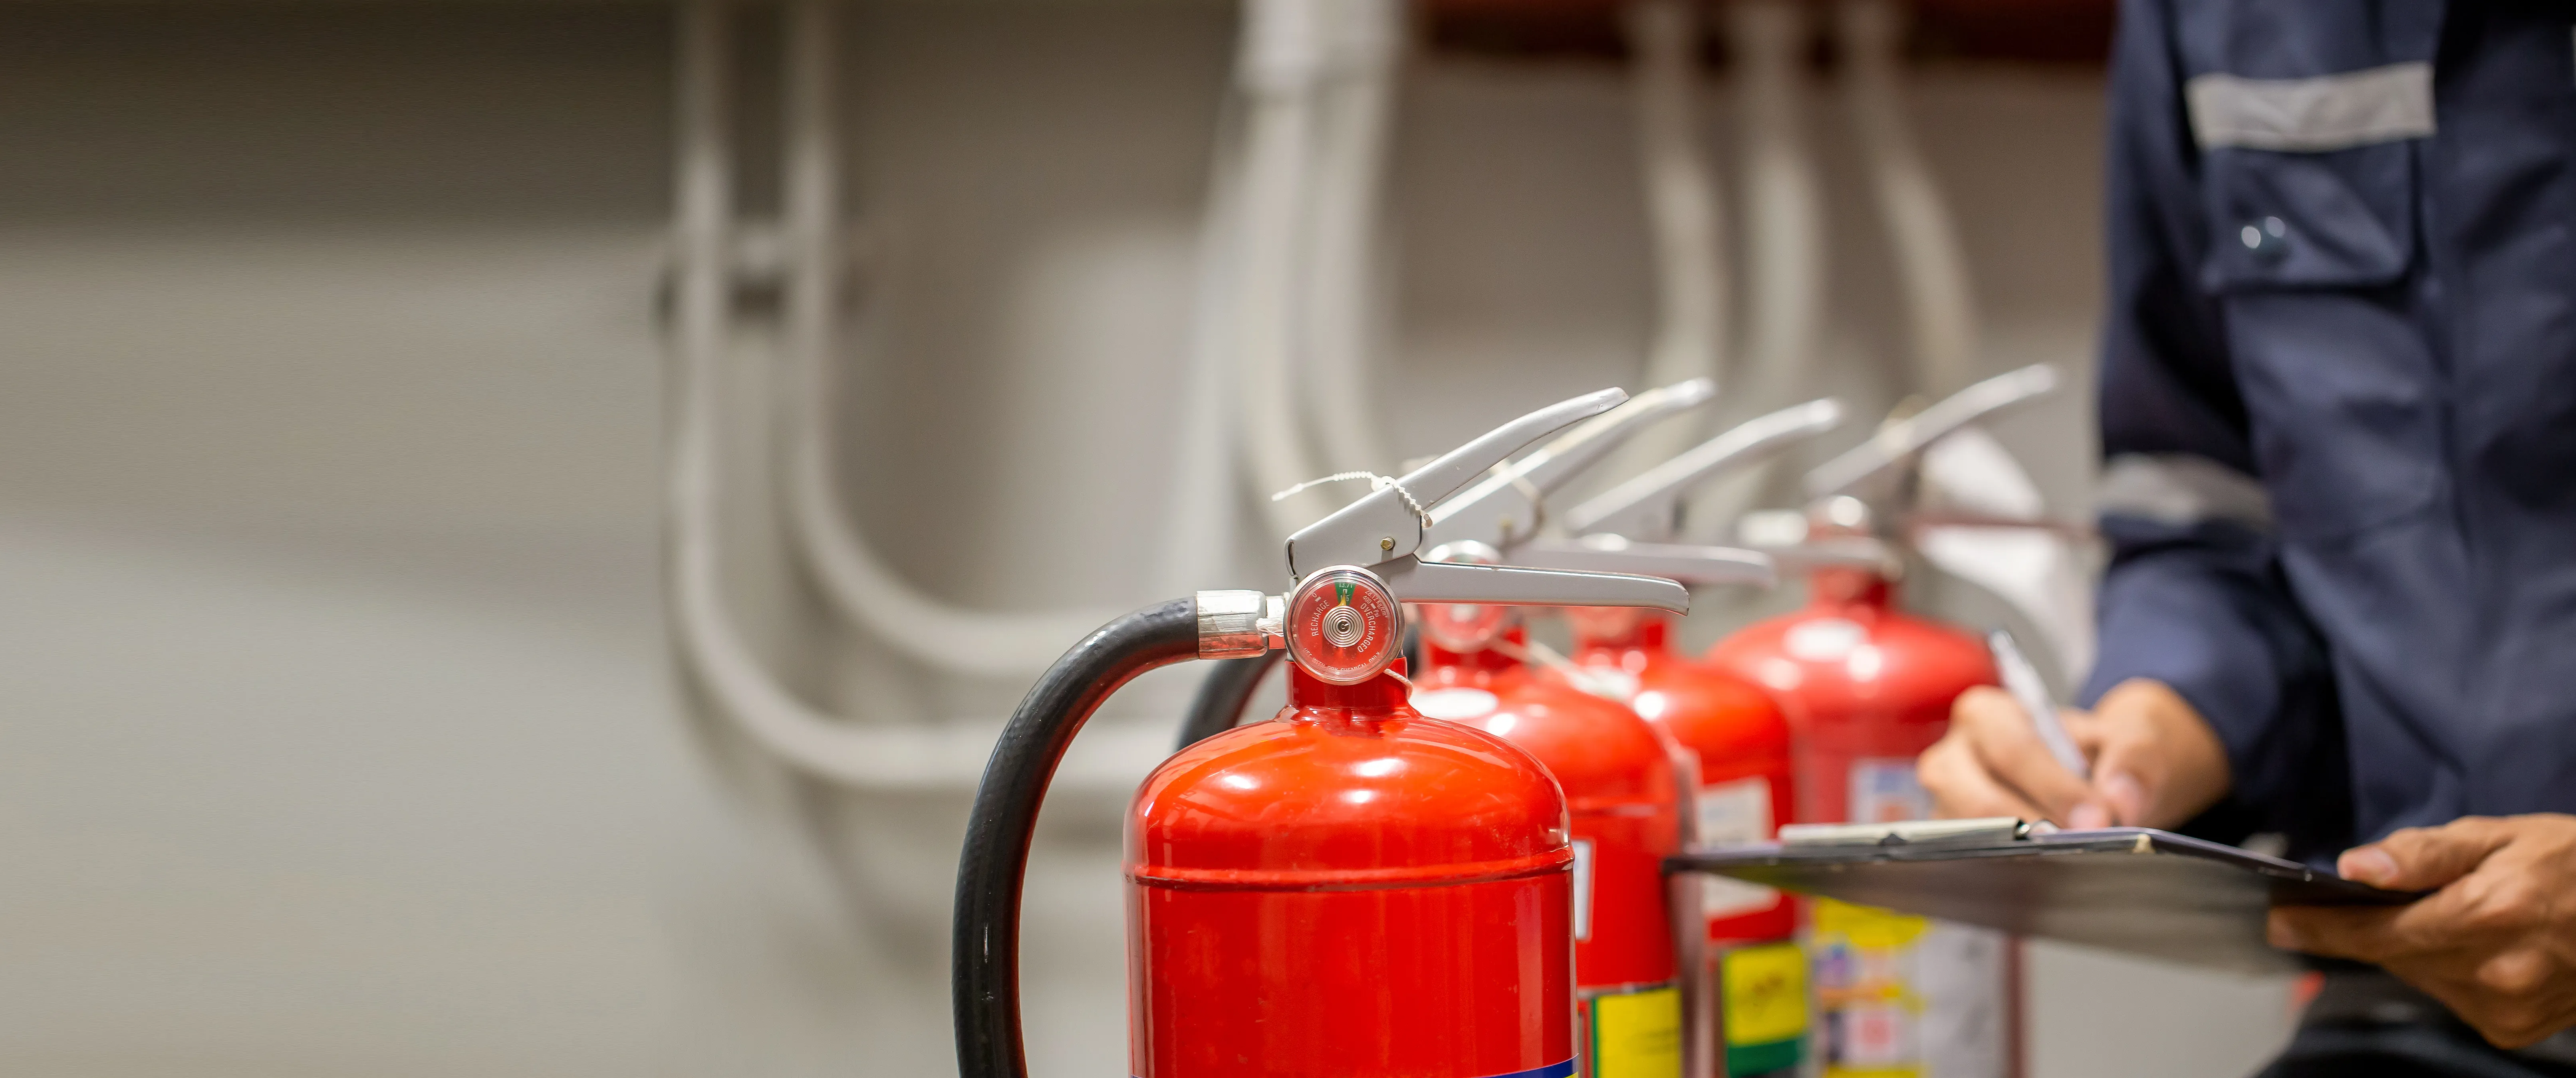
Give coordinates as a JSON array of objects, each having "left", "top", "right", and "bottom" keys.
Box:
[{"left": 0, "top": 3, "right": 2294, "bottom": 1076}]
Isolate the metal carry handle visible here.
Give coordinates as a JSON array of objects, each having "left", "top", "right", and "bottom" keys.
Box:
[
  {"left": 1802, "top": 365, "right": 2058, "bottom": 501},
  {"left": 1375, "top": 557, "right": 1690, "bottom": 612},
  {"left": 1286, "top": 388, "right": 1625, "bottom": 577},
  {"left": 1567, "top": 398, "right": 1848, "bottom": 542},
  {"left": 1511, "top": 536, "right": 1775, "bottom": 589},
  {"left": 1270, "top": 387, "right": 1697, "bottom": 627},
  {"left": 1425, "top": 378, "right": 1716, "bottom": 551}
]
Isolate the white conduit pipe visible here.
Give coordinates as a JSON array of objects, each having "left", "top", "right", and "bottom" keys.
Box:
[
  {"left": 1728, "top": 0, "right": 1824, "bottom": 415},
  {"left": 1153, "top": 105, "right": 1254, "bottom": 595},
  {"left": 1299, "top": 0, "right": 1403, "bottom": 478},
  {"left": 1836, "top": 0, "right": 1978, "bottom": 396},
  {"left": 1832, "top": 0, "right": 2096, "bottom": 680},
  {"left": 1693, "top": 0, "right": 1824, "bottom": 533},
  {"left": 666, "top": 0, "right": 1146, "bottom": 790},
  {"left": 1237, "top": 0, "right": 1341, "bottom": 538},
  {"left": 667, "top": 0, "right": 965, "bottom": 788},
  {"left": 1607, "top": 0, "right": 1729, "bottom": 486},
  {"left": 777, "top": 0, "right": 1119, "bottom": 678}
]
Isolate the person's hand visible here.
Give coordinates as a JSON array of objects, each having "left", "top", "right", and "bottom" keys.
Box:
[
  {"left": 1918, "top": 677, "right": 2230, "bottom": 830},
  {"left": 2269, "top": 814, "right": 2576, "bottom": 1048}
]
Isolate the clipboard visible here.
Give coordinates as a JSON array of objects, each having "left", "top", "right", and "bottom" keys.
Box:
[{"left": 1669, "top": 818, "right": 2420, "bottom": 973}]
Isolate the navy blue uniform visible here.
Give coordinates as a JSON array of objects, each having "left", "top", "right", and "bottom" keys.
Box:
[{"left": 2084, "top": 0, "right": 2576, "bottom": 865}]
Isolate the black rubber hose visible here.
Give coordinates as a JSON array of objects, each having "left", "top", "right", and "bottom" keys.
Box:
[
  {"left": 953, "top": 598, "right": 1199, "bottom": 1078},
  {"left": 1174, "top": 650, "right": 1282, "bottom": 751}
]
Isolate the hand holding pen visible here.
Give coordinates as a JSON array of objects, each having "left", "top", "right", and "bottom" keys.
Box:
[
  {"left": 1988, "top": 629, "right": 2088, "bottom": 781},
  {"left": 1915, "top": 630, "right": 2234, "bottom": 831}
]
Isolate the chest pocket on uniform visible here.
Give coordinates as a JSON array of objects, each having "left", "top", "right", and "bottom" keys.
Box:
[
  {"left": 2187, "top": 61, "right": 2440, "bottom": 545},
  {"left": 2169, "top": 1, "right": 2445, "bottom": 545},
  {"left": 2197, "top": 141, "right": 2416, "bottom": 291},
  {"left": 2181, "top": 2, "right": 2434, "bottom": 289},
  {"left": 2199, "top": 148, "right": 2441, "bottom": 548}
]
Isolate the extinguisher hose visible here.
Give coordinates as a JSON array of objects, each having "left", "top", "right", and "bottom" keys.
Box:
[
  {"left": 1174, "top": 650, "right": 1281, "bottom": 750},
  {"left": 953, "top": 597, "right": 1201, "bottom": 1078}
]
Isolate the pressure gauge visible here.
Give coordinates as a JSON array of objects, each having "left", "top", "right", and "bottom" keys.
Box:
[{"left": 1284, "top": 566, "right": 1403, "bottom": 685}]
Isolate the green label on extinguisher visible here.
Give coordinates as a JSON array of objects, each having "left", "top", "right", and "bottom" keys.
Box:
[{"left": 1721, "top": 941, "right": 1808, "bottom": 1076}]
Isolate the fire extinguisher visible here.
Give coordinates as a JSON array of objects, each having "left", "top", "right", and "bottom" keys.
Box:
[
  {"left": 952, "top": 389, "right": 1697, "bottom": 1078},
  {"left": 1367, "top": 388, "right": 1808, "bottom": 1078},
  {"left": 1701, "top": 366, "right": 2058, "bottom": 1078},
  {"left": 1391, "top": 392, "right": 1830, "bottom": 1078},
  {"left": 1523, "top": 399, "right": 1847, "bottom": 1078},
  {"left": 1154, "top": 378, "right": 1716, "bottom": 1078},
  {"left": 1404, "top": 542, "right": 1691, "bottom": 1078}
]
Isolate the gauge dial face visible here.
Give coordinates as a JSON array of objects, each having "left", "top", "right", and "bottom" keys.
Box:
[{"left": 1285, "top": 567, "right": 1403, "bottom": 685}]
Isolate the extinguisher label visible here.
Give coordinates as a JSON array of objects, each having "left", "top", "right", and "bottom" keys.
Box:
[
  {"left": 1848, "top": 760, "right": 1931, "bottom": 825},
  {"left": 1718, "top": 941, "right": 1808, "bottom": 1076},
  {"left": 1570, "top": 838, "right": 1596, "bottom": 941},
  {"left": 1695, "top": 777, "right": 1773, "bottom": 843},
  {"left": 1696, "top": 778, "right": 1779, "bottom": 919},
  {"left": 1811, "top": 898, "right": 1929, "bottom": 1078},
  {"left": 1582, "top": 984, "right": 1681, "bottom": 1078},
  {"left": 1809, "top": 903, "right": 2012, "bottom": 1078},
  {"left": 1912, "top": 920, "right": 2010, "bottom": 1078}
]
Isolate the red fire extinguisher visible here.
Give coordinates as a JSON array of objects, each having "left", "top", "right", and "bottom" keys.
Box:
[
  {"left": 1133, "top": 639, "right": 1578, "bottom": 1078},
  {"left": 1361, "top": 380, "right": 1728, "bottom": 1078},
  {"left": 1533, "top": 400, "right": 1846, "bottom": 1078},
  {"left": 1701, "top": 366, "right": 2059, "bottom": 1078},
  {"left": 1558, "top": 609, "right": 1800, "bottom": 1078},
  {"left": 953, "top": 390, "right": 1696, "bottom": 1078},
  {"left": 1403, "top": 560, "right": 1687, "bottom": 1078},
  {"left": 1148, "top": 378, "right": 1723, "bottom": 1078},
  {"left": 1707, "top": 559, "right": 1994, "bottom": 824}
]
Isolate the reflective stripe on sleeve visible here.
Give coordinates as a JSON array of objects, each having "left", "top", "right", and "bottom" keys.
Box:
[{"left": 2097, "top": 453, "right": 2273, "bottom": 531}]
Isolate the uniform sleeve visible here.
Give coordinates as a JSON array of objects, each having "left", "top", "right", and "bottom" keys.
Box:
[{"left": 2082, "top": 0, "right": 2340, "bottom": 838}]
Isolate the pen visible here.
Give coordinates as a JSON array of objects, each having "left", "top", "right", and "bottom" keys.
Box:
[{"left": 1988, "top": 629, "right": 2089, "bottom": 780}]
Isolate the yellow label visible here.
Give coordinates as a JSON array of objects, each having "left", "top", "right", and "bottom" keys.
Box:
[
  {"left": 1811, "top": 898, "right": 1928, "bottom": 949},
  {"left": 1592, "top": 986, "right": 1682, "bottom": 1078},
  {"left": 1811, "top": 900, "right": 1927, "bottom": 1076},
  {"left": 1720, "top": 942, "right": 1808, "bottom": 1048}
]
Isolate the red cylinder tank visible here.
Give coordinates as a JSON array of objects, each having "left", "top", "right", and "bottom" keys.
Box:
[
  {"left": 1704, "top": 567, "right": 2015, "bottom": 1078},
  {"left": 1127, "top": 660, "right": 1578, "bottom": 1078},
  {"left": 1556, "top": 608, "right": 1806, "bottom": 1078},
  {"left": 1410, "top": 627, "right": 1684, "bottom": 1078},
  {"left": 1704, "top": 569, "right": 1994, "bottom": 825}
]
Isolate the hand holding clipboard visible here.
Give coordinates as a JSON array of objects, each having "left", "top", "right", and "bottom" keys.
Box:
[{"left": 1675, "top": 630, "right": 2418, "bottom": 973}]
